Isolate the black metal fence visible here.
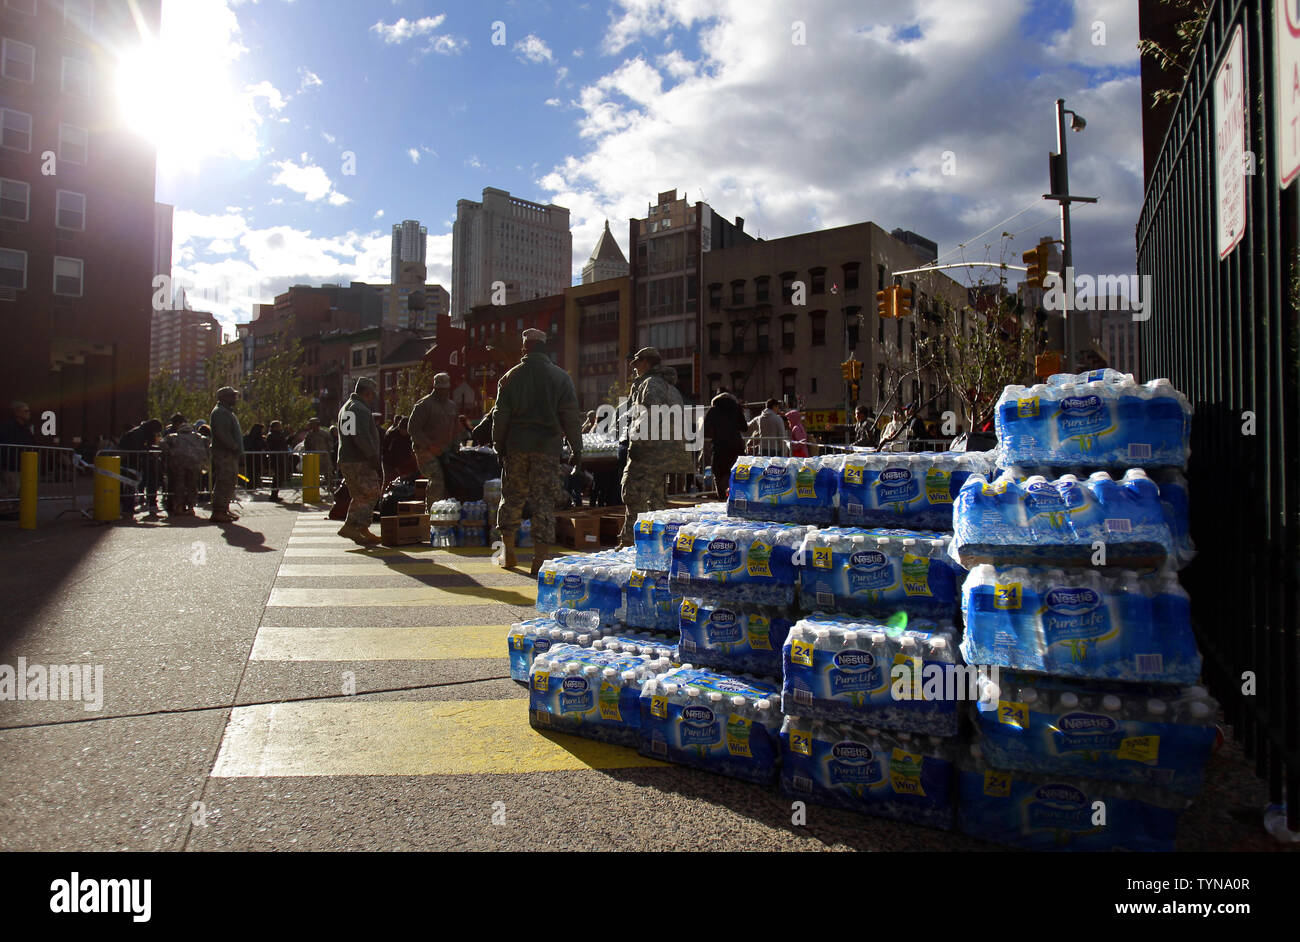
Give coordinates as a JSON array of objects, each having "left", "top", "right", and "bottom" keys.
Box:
[{"left": 1137, "top": 0, "right": 1299, "bottom": 828}]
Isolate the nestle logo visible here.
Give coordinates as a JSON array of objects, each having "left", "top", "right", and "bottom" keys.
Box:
[
  {"left": 711, "top": 610, "right": 737, "bottom": 627},
  {"left": 881, "top": 468, "right": 911, "bottom": 483},
  {"left": 833, "top": 650, "right": 875, "bottom": 669},
  {"left": 1060, "top": 395, "right": 1101, "bottom": 413},
  {"left": 1046, "top": 587, "right": 1099, "bottom": 611},
  {"left": 762, "top": 466, "right": 786, "bottom": 477},
  {"left": 1035, "top": 784, "right": 1087, "bottom": 805},
  {"left": 717, "top": 680, "right": 748, "bottom": 693},
  {"left": 683, "top": 705, "right": 714, "bottom": 725},
  {"left": 562, "top": 677, "right": 588, "bottom": 693},
  {"left": 562, "top": 574, "right": 582, "bottom": 588},
  {"left": 1058, "top": 712, "right": 1116, "bottom": 733},
  {"left": 708, "top": 539, "right": 737, "bottom": 554},
  {"left": 850, "top": 550, "right": 886, "bottom": 569},
  {"left": 533, "top": 639, "right": 550, "bottom": 653},
  {"left": 832, "top": 741, "right": 874, "bottom": 761}
]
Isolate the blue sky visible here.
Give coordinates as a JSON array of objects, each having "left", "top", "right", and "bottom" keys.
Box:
[{"left": 140, "top": 0, "right": 1146, "bottom": 336}]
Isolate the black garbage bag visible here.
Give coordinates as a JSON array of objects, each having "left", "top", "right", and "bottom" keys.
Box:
[
  {"left": 376, "top": 480, "right": 416, "bottom": 516},
  {"left": 439, "top": 449, "right": 501, "bottom": 501}
]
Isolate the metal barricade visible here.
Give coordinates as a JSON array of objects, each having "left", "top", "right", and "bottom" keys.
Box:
[{"left": 0, "top": 443, "right": 85, "bottom": 520}]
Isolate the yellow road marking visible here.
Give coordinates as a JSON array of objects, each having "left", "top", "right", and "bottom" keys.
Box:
[
  {"left": 266, "top": 585, "right": 536, "bottom": 607},
  {"left": 250, "top": 624, "right": 508, "bottom": 661},
  {"left": 285, "top": 540, "right": 500, "bottom": 557},
  {"left": 276, "top": 562, "right": 501, "bottom": 577},
  {"left": 210, "top": 699, "right": 665, "bottom": 776}
]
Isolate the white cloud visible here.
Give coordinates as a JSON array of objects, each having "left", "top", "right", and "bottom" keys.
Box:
[
  {"left": 514, "top": 33, "right": 554, "bottom": 64},
  {"left": 208, "top": 239, "right": 237, "bottom": 254},
  {"left": 298, "top": 67, "right": 322, "bottom": 91},
  {"left": 427, "top": 34, "right": 467, "bottom": 54},
  {"left": 321, "top": 130, "right": 336, "bottom": 144},
  {"left": 269, "top": 156, "right": 349, "bottom": 204},
  {"left": 545, "top": 97, "right": 562, "bottom": 106},
  {"left": 572, "top": 47, "right": 584, "bottom": 58},
  {"left": 374, "top": 209, "right": 385, "bottom": 219},
  {"left": 408, "top": 147, "right": 421, "bottom": 164},
  {"left": 556, "top": 65, "right": 569, "bottom": 84},
  {"left": 245, "top": 80, "right": 287, "bottom": 112},
  {"left": 370, "top": 14, "right": 446, "bottom": 43},
  {"left": 466, "top": 155, "right": 484, "bottom": 169}
]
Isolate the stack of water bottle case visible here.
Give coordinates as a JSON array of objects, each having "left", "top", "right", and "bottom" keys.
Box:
[{"left": 506, "top": 369, "right": 1217, "bottom": 850}]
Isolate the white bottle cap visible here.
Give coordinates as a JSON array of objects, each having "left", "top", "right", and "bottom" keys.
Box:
[
  {"left": 1021, "top": 688, "right": 1038, "bottom": 705},
  {"left": 1102, "top": 695, "right": 1122, "bottom": 712},
  {"left": 1059, "top": 692, "right": 1079, "bottom": 709},
  {"left": 1147, "top": 698, "right": 1168, "bottom": 716}
]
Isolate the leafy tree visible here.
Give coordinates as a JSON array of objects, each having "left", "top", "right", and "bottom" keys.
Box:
[
  {"left": 243, "top": 331, "right": 313, "bottom": 431},
  {"left": 1136, "top": 0, "right": 1210, "bottom": 108},
  {"left": 389, "top": 360, "right": 439, "bottom": 419}
]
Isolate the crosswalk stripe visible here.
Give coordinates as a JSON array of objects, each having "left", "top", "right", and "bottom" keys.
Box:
[
  {"left": 250, "top": 624, "right": 508, "bottom": 661},
  {"left": 210, "top": 699, "right": 664, "bottom": 776},
  {"left": 276, "top": 562, "right": 502, "bottom": 577},
  {"left": 285, "top": 540, "right": 500, "bottom": 555},
  {"left": 266, "top": 585, "right": 536, "bottom": 607}
]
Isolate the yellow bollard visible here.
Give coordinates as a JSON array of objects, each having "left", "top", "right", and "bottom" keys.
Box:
[
  {"left": 19, "top": 450, "right": 36, "bottom": 530},
  {"left": 301, "top": 453, "right": 320, "bottom": 504},
  {"left": 94, "top": 454, "right": 120, "bottom": 522}
]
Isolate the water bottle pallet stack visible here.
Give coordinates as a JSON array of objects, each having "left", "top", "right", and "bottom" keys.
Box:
[{"left": 953, "top": 369, "right": 1214, "bottom": 851}]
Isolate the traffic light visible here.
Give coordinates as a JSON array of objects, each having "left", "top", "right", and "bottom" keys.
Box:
[
  {"left": 849, "top": 379, "right": 860, "bottom": 402},
  {"left": 876, "top": 288, "right": 892, "bottom": 320},
  {"left": 1022, "top": 237, "right": 1053, "bottom": 289},
  {"left": 841, "top": 360, "right": 853, "bottom": 382},
  {"left": 850, "top": 359, "right": 862, "bottom": 381},
  {"left": 895, "top": 286, "right": 913, "bottom": 316}
]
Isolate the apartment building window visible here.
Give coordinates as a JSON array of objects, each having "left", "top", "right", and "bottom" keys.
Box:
[
  {"left": 810, "top": 310, "right": 827, "bottom": 346},
  {"left": 59, "top": 124, "right": 88, "bottom": 165},
  {"left": 64, "top": 0, "right": 94, "bottom": 34},
  {"left": 846, "top": 318, "right": 860, "bottom": 349},
  {"left": 781, "top": 315, "right": 795, "bottom": 350},
  {"left": 5, "top": 1, "right": 37, "bottom": 15},
  {"left": 730, "top": 321, "right": 745, "bottom": 354},
  {"left": 62, "top": 56, "right": 91, "bottom": 98},
  {"left": 810, "top": 267, "right": 826, "bottom": 295},
  {"left": 707, "top": 372, "right": 721, "bottom": 396},
  {"left": 844, "top": 263, "right": 860, "bottom": 292},
  {"left": 1, "top": 109, "right": 30, "bottom": 151},
  {"left": 877, "top": 264, "right": 887, "bottom": 291},
  {"left": 755, "top": 276, "right": 770, "bottom": 303},
  {"left": 907, "top": 282, "right": 917, "bottom": 315},
  {"left": 780, "top": 369, "right": 796, "bottom": 403},
  {"left": 0, "top": 178, "right": 29, "bottom": 221},
  {"left": 56, "top": 190, "right": 85, "bottom": 230},
  {"left": 810, "top": 377, "right": 818, "bottom": 394},
  {"left": 731, "top": 280, "right": 745, "bottom": 305},
  {"left": 781, "top": 271, "right": 796, "bottom": 304},
  {"left": 352, "top": 350, "right": 363, "bottom": 367},
  {"left": 707, "top": 282, "right": 721, "bottom": 310},
  {"left": 53, "top": 256, "right": 83, "bottom": 296},
  {"left": 756, "top": 319, "right": 770, "bottom": 353},
  {"left": 1, "top": 39, "right": 34, "bottom": 83},
  {"left": 878, "top": 317, "right": 885, "bottom": 344},
  {"left": 0, "top": 248, "right": 25, "bottom": 289},
  {"left": 707, "top": 323, "right": 720, "bottom": 356}
]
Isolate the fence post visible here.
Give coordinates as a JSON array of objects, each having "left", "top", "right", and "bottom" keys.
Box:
[
  {"left": 94, "top": 454, "right": 120, "bottom": 522},
  {"left": 19, "top": 450, "right": 36, "bottom": 529},
  {"left": 302, "top": 453, "right": 320, "bottom": 503}
]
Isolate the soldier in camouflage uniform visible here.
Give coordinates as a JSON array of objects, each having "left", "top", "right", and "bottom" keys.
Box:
[
  {"left": 337, "top": 377, "right": 384, "bottom": 545},
  {"left": 407, "top": 371, "right": 460, "bottom": 513},
  {"left": 208, "top": 387, "right": 244, "bottom": 523},
  {"left": 620, "top": 347, "right": 694, "bottom": 545},
  {"left": 493, "top": 328, "right": 582, "bottom": 574}
]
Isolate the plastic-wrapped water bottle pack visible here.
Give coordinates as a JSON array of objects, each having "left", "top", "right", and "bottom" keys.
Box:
[
  {"left": 960, "top": 564, "right": 1201, "bottom": 683},
  {"left": 796, "top": 527, "right": 962, "bottom": 620},
  {"left": 427, "top": 499, "right": 461, "bottom": 523},
  {"left": 995, "top": 372, "right": 1192, "bottom": 469},
  {"left": 780, "top": 716, "right": 957, "bottom": 830},
  {"left": 640, "top": 667, "right": 784, "bottom": 784},
  {"left": 529, "top": 643, "right": 673, "bottom": 747},
  {"left": 957, "top": 751, "right": 1187, "bottom": 852},
  {"left": 535, "top": 548, "right": 638, "bottom": 626},
  {"left": 625, "top": 569, "right": 679, "bottom": 632},
  {"left": 430, "top": 524, "right": 458, "bottom": 547},
  {"left": 950, "top": 471, "right": 1177, "bottom": 569},
  {"left": 782, "top": 614, "right": 964, "bottom": 736},
  {"left": 633, "top": 504, "right": 729, "bottom": 571},
  {"left": 459, "top": 500, "right": 488, "bottom": 544},
  {"left": 581, "top": 433, "right": 620, "bottom": 457},
  {"left": 831, "top": 451, "right": 997, "bottom": 530},
  {"left": 507, "top": 613, "right": 603, "bottom": 682},
  {"left": 593, "top": 630, "right": 680, "bottom": 661},
  {"left": 677, "top": 596, "right": 795, "bottom": 679},
  {"left": 727, "top": 455, "right": 840, "bottom": 524},
  {"left": 669, "top": 520, "right": 813, "bottom": 605},
  {"left": 972, "top": 671, "right": 1218, "bottom": 796}
]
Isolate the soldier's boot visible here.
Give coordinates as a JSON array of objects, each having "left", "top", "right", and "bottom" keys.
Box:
[
  {"left": 530, "top": 542, "right": 553, "bottom": 578},
  {"left": 210, "top": 510, "right": 236, "bottom": 523},
  {"left": 496, "top": 533, "right": 518, "bottom": 569}
]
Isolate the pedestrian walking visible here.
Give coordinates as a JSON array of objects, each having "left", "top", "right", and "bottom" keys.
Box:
[
  {"left": 301, "top": 417, "right": 335, "bottom": 498},
  {"left": 852, "top": 406, "right": 877, "bottom": 447},
  {"left": 701, "top": 391, "right": 747, "bottom": 500},
  {"left": 265, "top": 420, "right": 291, "bottom": 501},
  {"left": 748, "top": 399, "right": 789, "bottom": 457},
  {"left": 492, "top": 328, "right": 582, "bottom": 574},
  {"left": 209, "top": 387, "right": 244, "bottom": 523},
  {"left": 407, "top": 373, "right": 460, "bottom": 512},
  {"left": 160, "top": 420, "right": 209, "bottom": 516},
  {"left": 785, "top": 406, "right": 809, "bottom": 458},
  {"left": 619, "top": 346, "right": 692, "bottom": 545},
  {"left": 336, "top": 377, "right": 384, "bottom": 545}
]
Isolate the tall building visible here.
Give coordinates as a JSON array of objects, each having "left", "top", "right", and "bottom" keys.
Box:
[
  {"left": 451, "top": 186, "right": 571, "bottom": 320},
  {"left": 379, "top": 260, "right": 449, "bottom": 333},
  {"left": 581, "top": 220, "right": 628, "bottom": 284},
  {"left": 629, "top": 188, "right": 754, "bottom": 401},
  {"left": 149, "top": 307, "right": 221, "bottom": 390},
  {"left": 0, "top": 0, "right": 163, "bottom": 442},
  {"left": 390, "top": 219, "right": 426, "bottom": 285},
  {"left": 153, "top": 200, "right": 172, "bottom": 296}
]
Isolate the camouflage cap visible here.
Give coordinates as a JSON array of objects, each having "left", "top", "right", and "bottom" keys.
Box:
[
  {"left": 628, "top": 346, "right": 661, "bottom": 363},
  {"left": 433, "top": 372, "right": 451, "bottom": 388}
]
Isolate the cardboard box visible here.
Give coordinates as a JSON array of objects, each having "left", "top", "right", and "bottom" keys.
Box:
[
  {"left": 556, "top": 512, "right": 601, "bottom": 549},
  {"left": 600, "top": 514, "right": 624, "bottom": 545},
  {"left": 398, "top": 500, "right": 425, "bottom": 514},
  {"left": 380, "top": 512, "right": 429, "bottom": 546},
  {"left": 413, "top": 479, "right": 428, "bottom": 500}
]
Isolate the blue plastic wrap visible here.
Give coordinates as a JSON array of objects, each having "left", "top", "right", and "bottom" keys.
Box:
[
  {"left": 677, "top": 596, "right": 794, "bottom": 678},
  {"left": 727, "top": 455, "right": 839, "bottom": 524},
  {"left": 796, "top": 527, "right": 962, "bottom": 620},
  {"left": 835, "top": 451, "right": 996, "bottom": 530}
]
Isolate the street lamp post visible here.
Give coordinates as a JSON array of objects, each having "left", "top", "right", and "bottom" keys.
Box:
[{"left": 1046, "top": 98, "right": 1097, "bottom": 371}]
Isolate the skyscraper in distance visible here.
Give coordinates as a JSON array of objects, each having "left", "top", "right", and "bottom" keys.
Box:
[{"left": 391, "top": 219, "right": 427, "bottom": 285}]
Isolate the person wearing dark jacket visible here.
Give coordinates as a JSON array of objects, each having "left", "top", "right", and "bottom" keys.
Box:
[
  {"left": 0, "top": 400, "right": 35, "bottom": 519},
  {"left": 243, "top": 424, "right": 265, "bottom": 493},
  {"left": 209, "top": 388, "right": 244, "bottom": 522},
  {"left": 381, "top": 415, "right": 419, "bottom": 488},
  {"left": 336, "top": 378, "right": 384, "bottom": 545},
  {"left": 117, "top": 418, "right": 164, "bottom": 518},
  {"left": 264, "top": 420, "right": 291, "bottom": 501},
  {"left": 701, "top": 391, "right": 748, "bottom": 499}
]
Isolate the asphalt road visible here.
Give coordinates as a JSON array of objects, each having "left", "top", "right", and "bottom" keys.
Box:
[{"left": 0, "top": 499, "right": 1287, "bottom": 852}]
